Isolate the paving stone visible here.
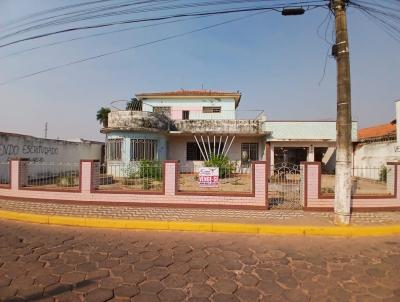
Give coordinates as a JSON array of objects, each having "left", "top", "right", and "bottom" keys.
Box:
[
  {"left": 188, "top": 298, "right": 211, "bottom": 302},
  {"left": 163, "top": 274, "right": 188, "bottom": 289},
  {"left": 189, "top": 258, "right": 208, "bottom": 269},
  {"left": 55, "top": 291, "right": 82, "bottom": 302},
  {"left": 93, "top": 275, "right": 119, "bottom": 288},
  {"left": 140, "top": 280, "right": 165, "bottom": 294},
  {"left": 368, "top": 285, "right": 394, "bottom": 298},
  {"left": 153, "top": 256, "right": 173, "bottom": 267},
  {"left": 0, "top": 276, "right": 12, "bottom": 287},
  {"left": 191, "top": 284, "right": 215, "bottom": 298},
  {"left": 212, "top": 279, "right": 237, "bottom": 294},
  {"left": 0, "top": 286, "right": 18, "bottom": 298},
  {"left": 119, "top": 271, "right": 146, "bottom": 285},
  {"left": 131, "top": 293, "right": 160, "bottom": 302},
  {"left": 158, "top": 288, "right": 186, "bottom": 302},
  {"left": 114, "top": 285, "right": 139, "bottom": 298},
  {"left": 86, "top": 269, "right": 110, "bottom": 280},
  {"left": 85, "top": 288, "right": 114, "bottom": 302},
  {"left": 76, "top": 262, "right": 98, "bottom": 273},
  {"left": 237, "top": 274, "right": 259, "bottom": 287},
  {"left": 134, "top": 261, "right": 154, "bottom": 271},
  {"left": 185, "top": 269, "right": 209, "bottom": 283},
  {"left": 11, "top": 275, "right": 34, "bottom": 289},
  {"left": 211, "top": 293, "right": 240, "bottom": 302},
  {"left": 60, "top": 272, "right": 86, "bottom": 284},
  {"left": 168, "top": 262, "right": 190, "bottom": 274},
  {"left": 145, "top": 267, "right": 169, "bottom": 280},
  {"left": 235, "top": 287, "right": 261, "bottom": 302},
  {"left": 110, "top": 249, "right": 128, "bottom": 258}
]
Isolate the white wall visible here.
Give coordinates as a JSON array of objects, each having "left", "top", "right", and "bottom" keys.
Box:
[
  {"left": 354, "top": 141, "right": 398, "bottom": 169},
  {"left": 142, "top": 97, "right": 236, "bottom": 120},
  {"left": 265, "top": 121, "right": 358, "bottom": 141},
  {"left": 0, "top": 133, "right": 103, "bottom": 181}
]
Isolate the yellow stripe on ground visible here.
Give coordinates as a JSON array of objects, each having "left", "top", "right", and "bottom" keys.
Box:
[{"left": 0, "top": 209, "right": 399, "bottom": 236}]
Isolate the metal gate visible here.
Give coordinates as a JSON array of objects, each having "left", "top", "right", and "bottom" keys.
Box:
[{"left": 268, "top": 162, "right": 302, "bottom": 209}]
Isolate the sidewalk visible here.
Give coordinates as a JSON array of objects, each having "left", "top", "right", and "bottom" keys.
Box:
[{"left": 1, "top": 198, "right": 400, "bottom": 227}]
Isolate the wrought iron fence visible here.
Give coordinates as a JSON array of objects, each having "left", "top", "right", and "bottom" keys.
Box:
[
  {"left": 178, "top": 161, "right": 252, "bottom": 193},
  {"left": 321, "top": 166, "right": 393, "bottom": 195},
  {"left": 25, "top": 162, "right": 80, "bottom": 189},
  {"left": 268, "top": 163, "right": 302, "bottom": 209},
  {"left": 99, "top": 161, "right": 163, "bottom": 192},
  {"left": 0, "top": 162, "right": 10, "bottom": 185}
]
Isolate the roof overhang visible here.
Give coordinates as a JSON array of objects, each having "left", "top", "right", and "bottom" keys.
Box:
[{"left": 135, "top": 91, "right": 242, "bottom": 108}]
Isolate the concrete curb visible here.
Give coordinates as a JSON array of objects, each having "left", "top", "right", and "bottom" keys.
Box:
[{"left": 0, "top": 209, "right": 400, "bottom": 236}]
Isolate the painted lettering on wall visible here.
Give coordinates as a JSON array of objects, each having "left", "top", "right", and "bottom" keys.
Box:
[{"left": 0, "top": 143, "right": 58, "bottom": 158}]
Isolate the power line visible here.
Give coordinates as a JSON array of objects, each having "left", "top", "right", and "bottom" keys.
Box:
[
  {"left": 0, "top": 9, "right": 308, "bottom": 86},
  {"left": 0, "top": 15, "right": 212, "bottom": 60},
  {"left": 0, "top": 1, "right": 328, "bottom": 45}
]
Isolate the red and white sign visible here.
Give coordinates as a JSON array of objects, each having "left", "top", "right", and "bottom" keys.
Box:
[{"left": 198, "top": 167, "right": 219, "bottom": 187}]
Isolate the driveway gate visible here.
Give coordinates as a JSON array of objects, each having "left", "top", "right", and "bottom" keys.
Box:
[{"left": 268, "top": 162, "right": 302, "bottom": 209}]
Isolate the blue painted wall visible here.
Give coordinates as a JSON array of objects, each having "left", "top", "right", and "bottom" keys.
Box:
[{"left": 106, "top": 131, "right": 167, "bottom": 163}]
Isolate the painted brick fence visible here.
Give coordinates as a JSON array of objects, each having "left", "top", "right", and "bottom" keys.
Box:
[
  {"left": 301, "top": 162, "right": 400, "bottom": 211},
  {"left": 0, "top": 159, "right": 399, "bottom": 211},
  {"left": 0, "top": 159, "right": 268, "bottom": 209}
]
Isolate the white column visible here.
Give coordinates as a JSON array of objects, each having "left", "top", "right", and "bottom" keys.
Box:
[{"left": 307, "top": 145, "right": 315, "bottom": 162}]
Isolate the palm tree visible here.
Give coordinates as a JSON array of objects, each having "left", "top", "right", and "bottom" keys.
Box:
[{"left": 96, "top": 107, "right": 111, "bottom": 128}]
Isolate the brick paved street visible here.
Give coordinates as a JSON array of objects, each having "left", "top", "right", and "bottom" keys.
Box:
[{"left": 0, "top": 220, "right": 399, "bottom": 302}]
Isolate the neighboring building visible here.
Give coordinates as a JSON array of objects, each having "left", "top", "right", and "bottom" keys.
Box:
[
  {"left": 0, "top": 132, "right": 104, "bottom": 182},
  {"left": 102, "top": 90, "right": 358, "bottom": 173},
  {"left": 353, "top": 100, "right": 400, "bottom": 169}
]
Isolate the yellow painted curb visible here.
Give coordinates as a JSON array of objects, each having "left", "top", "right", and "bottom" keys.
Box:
[{"left": 0, "top": 209, "right": 400, "bottom": 236}]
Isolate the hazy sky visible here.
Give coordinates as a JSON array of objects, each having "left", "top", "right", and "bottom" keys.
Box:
[{"left": 0, "top": 0, "right": 399, "bottom": 141}]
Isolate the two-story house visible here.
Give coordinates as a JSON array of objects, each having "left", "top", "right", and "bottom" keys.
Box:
[{"left": 101, "top": 90, "right": 358, "bottom": 174}]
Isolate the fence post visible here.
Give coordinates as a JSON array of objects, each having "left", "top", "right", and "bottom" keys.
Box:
[
  {"left": 80, "top": 160, "right": 94, "bottom": 193},
  {"left": 10, "top": 158, "right": 29, "bottom": 190},
  {"left": 164, "top": 161, "right": 177, "bottom": 196},
  {"left": 300, "top": 162, "right": 306, "bottom": 207},
  {"left": 252, "top": 161, "right": 268, "bottom": 208}
]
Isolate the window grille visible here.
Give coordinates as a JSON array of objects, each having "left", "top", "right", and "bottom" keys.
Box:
[
  {"left": 241, "top": 143, "right": 258, "bottom": 163},
  {"left": 202, "top": 107, "right": 221, "bottom": 113},
  {"left": 107, "top": 139, "right": 123, "bottom": 161},
  {"left": 131, "top": 139, "right": 158, "bottom": 161},
  {"left": 186, "top": 142, "right": 225, "bottom": 161}
]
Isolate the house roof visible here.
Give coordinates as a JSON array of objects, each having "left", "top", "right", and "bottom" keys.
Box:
[
  {"left": 135, "top": 90, "right": 242, "bottom": 108},
  {"left": 358, "top": 122, "right": 396, "bottom": 141}
]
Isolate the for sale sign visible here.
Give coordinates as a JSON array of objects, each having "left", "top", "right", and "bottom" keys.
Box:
[{"left": 198, "top": 167, "right": 219, "bottom": 187}]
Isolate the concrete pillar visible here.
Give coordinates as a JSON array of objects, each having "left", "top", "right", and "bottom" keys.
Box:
[
  {"left": 307, "top": 145, "right": 315, "bottom": 162},
  {"left": 80, "top": 160, "right": 94, "bottom": 193},
  {"left": 164, "top": 161, "right": 177, "bottom": 196},
  {"left": 10, "top": 159, "right": 29, "bottom": 190}
]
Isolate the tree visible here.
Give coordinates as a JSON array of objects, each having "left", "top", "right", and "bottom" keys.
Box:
[{"left": 96, "top": 107, "right": 111, "bottom": 128}]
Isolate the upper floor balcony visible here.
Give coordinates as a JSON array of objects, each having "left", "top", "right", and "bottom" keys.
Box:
[{"left": 102, "top": 109, "right": 266, "bottom": 135}]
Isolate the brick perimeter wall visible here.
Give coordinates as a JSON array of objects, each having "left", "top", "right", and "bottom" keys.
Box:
[
  {"left": 302, "top": 162, "right": 400, "bottom": 210},
  {"left": 0, "top": 159, "right": 267, "bottom": 209}
]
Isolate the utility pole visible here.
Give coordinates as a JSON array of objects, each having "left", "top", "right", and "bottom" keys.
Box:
[
  {"left": 44, "top": 122, "right": 48, "bottom": 139},
  {"left": 332, "top": 0, "right": 352, "bottom": 225}
]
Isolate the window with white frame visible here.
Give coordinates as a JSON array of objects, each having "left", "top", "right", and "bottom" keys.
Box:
[
  {"left": 241, "top": 143, "right": 258, "bottom": 163},
  {"left": 107, "top": 139, "right": 123, "bottom": 161},
  {"left": 131, "top": 139, "right": 158, "bottom": 161}
]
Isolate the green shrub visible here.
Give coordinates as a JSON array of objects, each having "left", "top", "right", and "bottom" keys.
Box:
[
  {"left": 57, "top": 175, "right": 76, "bottom": 187},
  {"left": 379, "top": 165, "right": 387, "bottom": 182},
  {"left": 139, "top": 160, "right": 162, "bottom": 181},
  {"left": 204, "top": 154, "right": 234, "bottom": 179}
]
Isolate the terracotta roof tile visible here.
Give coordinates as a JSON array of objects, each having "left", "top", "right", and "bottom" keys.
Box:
[{"left": 358, "top": 123, "right": 396, "bottom": 140}]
